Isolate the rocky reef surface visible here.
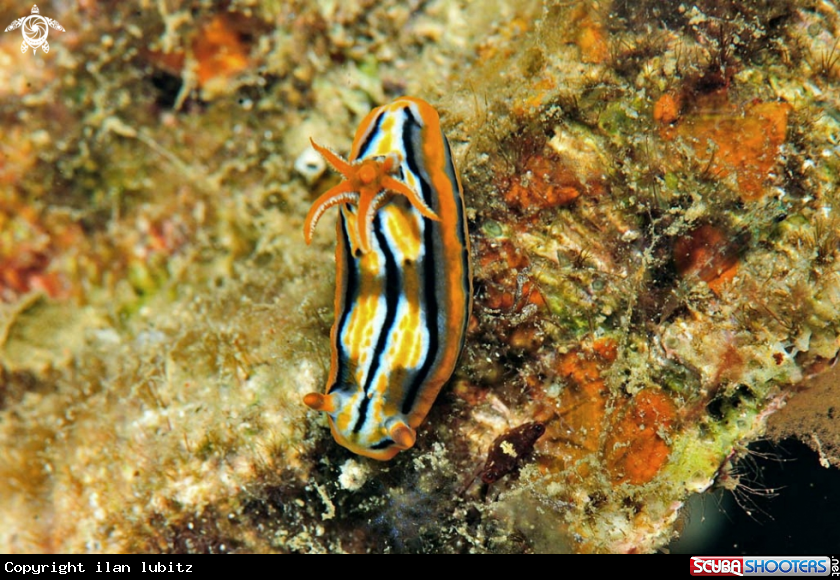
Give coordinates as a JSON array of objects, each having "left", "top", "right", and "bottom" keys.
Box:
[{"left": 1, "top": 0, "right": 838, "bottom": 553}]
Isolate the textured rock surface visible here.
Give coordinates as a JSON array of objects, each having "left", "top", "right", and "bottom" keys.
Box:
[{"left": 1, "top": 0, "right": 838, "bottom": 553}]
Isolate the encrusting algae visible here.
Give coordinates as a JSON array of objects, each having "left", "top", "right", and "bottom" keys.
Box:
[{"left": 1, "top": 0, "right": 839, "bottom": 553}]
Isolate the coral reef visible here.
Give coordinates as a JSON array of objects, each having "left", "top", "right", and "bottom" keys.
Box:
[{"left": 1, "top": 0, "right": 838, "bottom": 553}]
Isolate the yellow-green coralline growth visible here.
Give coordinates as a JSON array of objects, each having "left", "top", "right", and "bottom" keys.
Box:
[{"left": 1, "top": 0, "right": 839, "bottom": 553}]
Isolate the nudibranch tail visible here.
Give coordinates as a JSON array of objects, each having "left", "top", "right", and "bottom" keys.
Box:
[
  {"left": 389, "top": 422, "right": 416, "bottom": 450},
  {"left": 302, "top": 96, "right": 472, "bottom": 461}
]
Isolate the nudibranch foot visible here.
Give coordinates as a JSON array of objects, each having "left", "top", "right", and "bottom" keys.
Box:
[{"left": 388, "top": 420, "right": 416, "bottom": 451}]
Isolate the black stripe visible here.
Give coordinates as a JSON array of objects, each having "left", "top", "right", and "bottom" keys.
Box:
[
  {"left": 370, "top": 438, "right": 394, "bottom": 450},
  {"left": 354, "top": 389, "right": 372, "bottom": 434},
  {"left": 442, "top": 135, "right": 468, "bottom": 249},
  {"left": 400, "top": 107, "right": 435, "bottom": 207},
  {"left": 399, "top": 107, "right": 441, "bottom": 415},
  {"left": 330, "top": 212, "right": 357, "bottom": 395},
  {"left": 356, "top": 110, "right": 384, "bottom": 160},
  {"left": 352, "top": 214, "right": 401, "bottom": 434}
]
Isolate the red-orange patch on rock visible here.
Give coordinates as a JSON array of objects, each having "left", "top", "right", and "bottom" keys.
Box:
[
  {"left": 145, "top": 13, "right": 252, "bottom": 93},
  {"left": 0, "top": 197, "right": 81, "bottom": 302},
  {"left": 533, "top": 346, "right": 614, "bottom": 476},
  {"left": 529, "top": 342, "right": 676, "bottom": 486},
  {"left": 652, "top": 93, "right": 681, "bottom": 127},
  {"left": 673, "top": 224, "right": 740, "bottom": 294},
  {"left": 193, "top": 15, "right": 251, "bottom": 88},
  {"left": 569, "top": 6, "right": 608, "bottom": 64},
  {"left": 603, "top": 390, "right": 677, "bottom": 485},
  {"left": 503, "top": 153, "right": 583, "bottom": 210},
  {"left": 476, "top": 238, "right": 545, "bottom": 312},
  {"left": 655, "top": 93, "right": 791, "bottom": 201}
]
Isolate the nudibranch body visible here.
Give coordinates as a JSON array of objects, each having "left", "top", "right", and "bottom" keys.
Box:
[{"left": 303, "top": 96, "right": 472, "bottom": 460}]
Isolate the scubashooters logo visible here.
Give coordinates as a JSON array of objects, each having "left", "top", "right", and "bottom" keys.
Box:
[
  {"left": 4, "top": 5, "right": 65, "bottom": 54},
  {"left": 691, "top": 556, "right": 833, "bottom": 577}
]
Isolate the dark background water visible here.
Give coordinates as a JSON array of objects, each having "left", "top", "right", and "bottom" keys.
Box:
[{"left": 671, "top": 438, "right": 840, "bottom": 555}]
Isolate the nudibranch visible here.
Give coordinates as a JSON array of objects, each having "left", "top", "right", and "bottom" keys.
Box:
[{"left": 302, "top": 96, "right": 472, "bottom": 461}]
